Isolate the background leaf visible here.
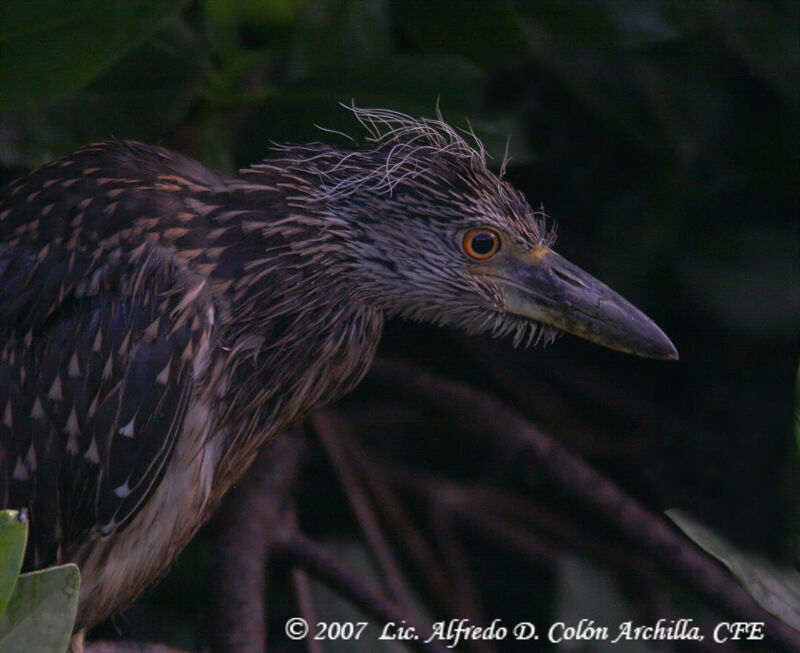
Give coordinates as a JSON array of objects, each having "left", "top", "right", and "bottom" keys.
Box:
[
  {"left": 0, "top": 0, "right": 190, "bottom": 109},
  {"left": 0, "top": 510, "right": 27, "bottom": 620},
  {"left": 0, "top": 15, "right": 203, "bottom": 169},
  {"left": 667, "top": 509, "right": 800, "bottom": 631},
  {"left": 0, "top": 564, "right": 80, "bottom": 653}
]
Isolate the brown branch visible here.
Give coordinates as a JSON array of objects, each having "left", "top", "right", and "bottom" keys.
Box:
[
  {"left": 320, "top": 408, "right": 505, "bottom": 653},
  {"left": 286, "top": 502, "right": 324, "bottom": 653},
  {"left": 208, "top": 427, "right": 306, "bottom": 653},
  {"left": 85, "top": 644, "right": 188, "bottom": 653},
  {"left": 312, "top": 411, "right": 420, "bottom": 617},
  {"left": 275, "top": 530, "right": 453, "bottom": 653},
  {"left": 382, "top": 464, "right": 657, "bottom": 582},
  {"left": 292, "top": 567, "right": 324, "bottom": 653},
  {"left": 349, "top": 423, "right": 722, "bottom": 653},
  {"left": 290, "top": 452, "right": 737, "bottom": 653},
  {"left": 462, "top": 508, "right": 739, "bottom": 653},
  {"left": 369, "top": 357, "right": 800, "bottom": 653},
  {"left": 336, "top": 415, "right": 485, "bottom": 629},
  {"left": 427, "top": 503, "right": 499, "bottom": 653}
]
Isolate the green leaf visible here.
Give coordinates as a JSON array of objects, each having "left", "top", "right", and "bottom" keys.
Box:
[
  {"left": 0, "top": 564, "right": 80, "bottom": 653},
  {"left": 0, "top": 0, "right": 190, "bottom": 109},
  {"left": 391, "top": 0, "right": 527, "bottom": 65},
  {"left": 667, "top": 509, "right": 800, "bottom": 631},
  {"left": 711, "top": 0, "right": 799, "bottom": 103},
  {"left": 0, "top": 510, "right": 28, "bottom": 620},
  {"left": 516, "top": 2, "right": 681, "bottom": 49},
  {"left": 0, "top": 16, "right": 203, "bottom": 169},
  {"left": 231, "top": 53, "right": 526, "bottom": 167},
  {"left": 291, "top": 0, "right": 393, "bottom": 67},
  {"left": 205, "top": 0, "right": 299, "bottom": 25}
]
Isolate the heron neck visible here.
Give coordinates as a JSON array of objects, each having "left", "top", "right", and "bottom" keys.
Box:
[{"left": 201, "top": 195, "right": 383, "bottom": 435}]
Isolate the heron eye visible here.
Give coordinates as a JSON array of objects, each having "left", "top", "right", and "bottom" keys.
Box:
[{"left": 463, "top": 229, "right": 500, "bottom": 260}]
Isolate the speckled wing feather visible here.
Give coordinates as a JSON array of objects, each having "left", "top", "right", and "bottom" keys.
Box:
[{"left": 0, "top": 142, "right": 222, "bottom": 569}]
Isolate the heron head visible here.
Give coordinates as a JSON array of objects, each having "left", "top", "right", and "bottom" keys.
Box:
[{"left": 288, "top": 107, "right": 677, "bottom": 359}]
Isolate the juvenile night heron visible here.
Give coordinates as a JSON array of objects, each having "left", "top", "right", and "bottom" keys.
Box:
[{"left": 0, "top": 108, "right": 676, "bottom": 645}]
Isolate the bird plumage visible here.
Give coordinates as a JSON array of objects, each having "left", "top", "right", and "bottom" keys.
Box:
[
  {"left": 0, "top": 107, "right": 676, "bottom": 639},
  {"left": 0, "top": 137, "right": 385, "bottom": 630}
]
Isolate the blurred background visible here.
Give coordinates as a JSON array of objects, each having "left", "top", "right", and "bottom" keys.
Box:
[{"left": 0, "top": 1, "right": 798, "bottom": 651}]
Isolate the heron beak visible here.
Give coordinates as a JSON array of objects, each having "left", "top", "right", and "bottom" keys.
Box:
[{"left": 476, "top": 247, "right": 678, "bottom": 359}]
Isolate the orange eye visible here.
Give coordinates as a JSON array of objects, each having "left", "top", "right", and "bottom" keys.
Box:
[{"left": 463, "top": 228, "right": 500, "bottom": 260}]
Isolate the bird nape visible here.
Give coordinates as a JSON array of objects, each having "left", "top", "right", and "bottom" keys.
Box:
[{"left": 0, "top": 106, "right": 676, "bottom": 648}]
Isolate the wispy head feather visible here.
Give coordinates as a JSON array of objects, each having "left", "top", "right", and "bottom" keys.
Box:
[
  {"left": 345, "top": 102, "right": 488, "bottom": 165},
  {"left": 265, "top": 104, "right": 490, "bottom": 199},
  {"left": 257, "top": 104, "right": 555, "bottom": 248},
  {"left": 237, "top": 105, "right": 561, "bottom": 350}
]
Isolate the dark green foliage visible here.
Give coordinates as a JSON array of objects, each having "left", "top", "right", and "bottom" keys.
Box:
[
  {"left": 0, "top": 1, "right": 191, "bottom": 110},
  {"left": 0, "top": 511, "right": 80, "bottom": 652}
]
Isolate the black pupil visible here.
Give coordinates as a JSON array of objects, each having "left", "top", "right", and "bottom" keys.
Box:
[{"left": 471, "top": 232, "right": 495, "bottom": 255}]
